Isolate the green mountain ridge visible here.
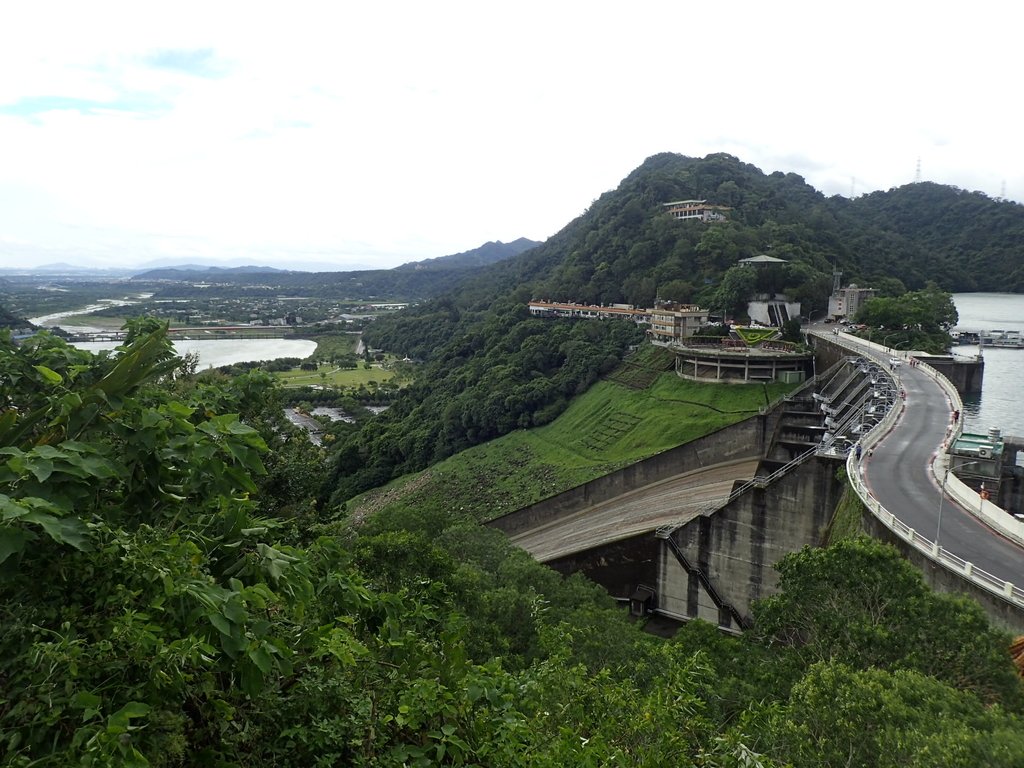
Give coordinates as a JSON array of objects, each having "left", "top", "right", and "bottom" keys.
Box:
[
  {"left": 338, "top": 152, "right": 1021, "bottom": 503},
  {"left": 131, "top": 238, "right": 542, "bottom": 299},
  {"left": 480, "top": 152, "right": 1024, "bottom": 307}
]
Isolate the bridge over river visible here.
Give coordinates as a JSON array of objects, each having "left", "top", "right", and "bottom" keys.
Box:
[{"left": 491, "top": 329, "right": 1024, "bottom": 633}]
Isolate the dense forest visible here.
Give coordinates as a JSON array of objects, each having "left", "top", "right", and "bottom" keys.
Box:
[{"left": 3, "top": 326, "right": 1023, "bottom": 766}]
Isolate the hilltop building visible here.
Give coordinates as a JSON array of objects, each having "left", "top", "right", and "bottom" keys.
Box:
[
  {"left": 529, "top": 297, "right": 809, "bottom": 384},
  {"left": 528, "top": 301, "right": 650, "bottom": 324},
  {"left": 737, "top": 255, "right": 800, "bottom": 327},
  {"left": 527, "top": 300, "right": 710, "bottom": 343},
  {"left": 738, "top": 254, "right": 787, "bottom": 267},
  {"left": 663, "top": 200, "right": 729, "bottom": 222}
]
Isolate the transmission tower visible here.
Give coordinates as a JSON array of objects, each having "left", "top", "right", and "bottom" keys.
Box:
[{"left": 914, "top": 157, "right": 922, "bottom": 183}]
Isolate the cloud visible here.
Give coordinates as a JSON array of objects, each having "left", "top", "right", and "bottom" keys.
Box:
[
  {"left": 0, "top": 0, "right": 1021, "bottom": 270},
  {"left": 144, "top": 48, "right": 224, "bottom": 78}
]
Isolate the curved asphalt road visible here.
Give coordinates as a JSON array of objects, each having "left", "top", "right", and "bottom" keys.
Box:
[{"left": 838, "top": 337, "right": 1024, "bottom": 585}]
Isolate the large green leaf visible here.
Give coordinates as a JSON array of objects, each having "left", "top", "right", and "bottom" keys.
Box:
[
  {"left": 0, "top": 525, "right": 34, "bottom": 564},
  {"left": 33, "top": 364, "right": 63, "bottom": 385},
  {"left": 24, "top": 511, "right": 91, "bottom": 551},
  {"left": 107, "top": 701, "right": 151, "bottom": 733}
]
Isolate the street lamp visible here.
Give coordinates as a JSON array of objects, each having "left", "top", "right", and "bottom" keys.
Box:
[
  {"left": 935, "top": 459, "right": 986, "bottom": 548},
  {"left": 882, "top": 332, "right": 903, "bottom": 350},
  {"left": 802, "top": 309, "right": 825, "bottom": 325}
]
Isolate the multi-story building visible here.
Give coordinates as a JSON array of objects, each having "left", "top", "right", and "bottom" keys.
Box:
[
  {"left": 649, "top": 303, "right": 709, "bottom": 343},
  {"left": 527, "top": 300, "right": 710, "bottom": 343},
  {"left": 663, "top": 200, "right": 729, "bottom": 222},
  {"left": 828, "top": 284, "right": 876, "bottom": 321},
  {"left": 528, "top": 301, "right": 650, "bottom": 323}
]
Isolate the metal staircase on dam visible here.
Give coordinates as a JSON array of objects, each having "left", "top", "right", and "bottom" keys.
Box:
[
  {"left": 653, "top": 355, "right": 900, "bottom": 630},
  {"left": 658, "top": 354, "right": 899, "bottom": 534}
]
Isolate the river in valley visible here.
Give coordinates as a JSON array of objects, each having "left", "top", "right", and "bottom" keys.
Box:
[
  {"left": 30, "top": 297, "right": 318, "bottom": 368},
  {"left": 73, "top": 338, "right": 317, "bottom": 369},
  {"left": 28, "top": 295, "right": 151, "bottom": 331}
]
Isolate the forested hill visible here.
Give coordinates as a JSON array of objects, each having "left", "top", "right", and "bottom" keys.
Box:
[
  {"left": 367, "top": 153, "right": 1024, "bottom": 358},
  {"left": 392, "top": 237, "right": 540, "bottom": 271},
  {"left": 469, "top": 153, "right": 1024, "bottom": 307},
  {"left": 341, "top": 153, "right": 1023, "bottom": 502},
  {"left": 844, "top": 182, "right": 1024, "bottom": 292}
]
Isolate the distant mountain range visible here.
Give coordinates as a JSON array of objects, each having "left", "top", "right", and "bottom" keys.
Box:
[
  {"left": 0, "top": 239, "right": 541, "bottom": 280},
  {"left": 393, "top": 238, "right": 540, "bottom": 272},
  {"left": 130, "top": 239, "right": 539, "bottom": 281},
  {"left": 0, "top": 262, "right": 292, "bottom": 280},
  {"left": 117, "top": 239, "right": 542, "bottom": 300},
  {"left": 130, "top": 264, "right": 291, "bottom": 278}
]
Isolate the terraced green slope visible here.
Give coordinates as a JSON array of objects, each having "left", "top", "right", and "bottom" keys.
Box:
[{"left": 346, "top": 362, "right": 794, "bottom": 526}]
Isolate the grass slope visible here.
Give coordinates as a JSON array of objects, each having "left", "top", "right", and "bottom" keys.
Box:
[
  {"left": 346, "top": 365, "right": 794, "bottom": 525},
  {"left": 823, "top": 469, "right": 868, "bottom": 544},
  {"left": 275, "top": 363, "right": 396, "bottom": 389}
]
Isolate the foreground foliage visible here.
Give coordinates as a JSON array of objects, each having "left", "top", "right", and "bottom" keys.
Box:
[{"left": 2, "top": 329, "right": 1022, "bottom": 767}]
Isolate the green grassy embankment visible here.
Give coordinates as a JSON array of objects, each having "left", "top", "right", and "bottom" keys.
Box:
[
  {"left": 346, "top": 360, "right": 794, "bottom": 524},
  {"left": 823, "top": 470, "right": 868, "bottom": 544}
]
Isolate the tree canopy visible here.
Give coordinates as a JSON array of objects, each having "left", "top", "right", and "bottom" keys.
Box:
[
  {"left": 853, "top": 283, "right": 959, "bottom": 352},
  {"left": 1, "top": 329, "right": 1022, "bottom": 766}
]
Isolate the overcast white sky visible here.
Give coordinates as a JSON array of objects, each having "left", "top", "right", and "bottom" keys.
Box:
[{"left": 2, "top": 1, "right": 1021, "bottom": 271}]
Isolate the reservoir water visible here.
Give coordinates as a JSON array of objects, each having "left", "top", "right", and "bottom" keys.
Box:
[
  {"left": 952, "top": 293, "right": 1024, "bottom": 438},
  {"left": 73, "top": 338, "right": 317, "bottom": 369}
]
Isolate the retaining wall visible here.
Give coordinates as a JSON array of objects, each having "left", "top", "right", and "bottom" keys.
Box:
[{"left": 665, "top": 455, "right": 844, "bottom": 624}]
